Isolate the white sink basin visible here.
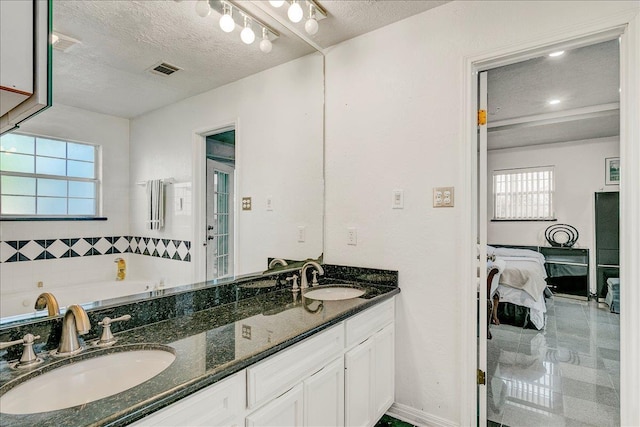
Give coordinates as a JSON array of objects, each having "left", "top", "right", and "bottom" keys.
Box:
[
  {"left": 0, "top": 348, "right": 176, "bottom": 414},
  {"left": 303, "top": 286, "right": 365, "bottom": 301}
]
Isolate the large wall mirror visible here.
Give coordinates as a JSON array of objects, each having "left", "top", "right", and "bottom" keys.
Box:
[{"left": 0, "top": 0, "right": 324, "bottom": 324}]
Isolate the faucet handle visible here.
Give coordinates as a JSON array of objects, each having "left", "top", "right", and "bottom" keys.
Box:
[
  {"left": 311, "top": 270, "right": 319, "bottom": 286},
  {"left": 96, "top": 314, "right": 131, "bottom": 346},
  {"left": 286, "top": 274, "right": 299, "bottom": 291},
  {"left": 0, "top": 333, "right": 42, "bottom": 368}
]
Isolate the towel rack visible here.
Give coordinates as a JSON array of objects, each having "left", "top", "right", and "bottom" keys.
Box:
[{"left": 136, "top": 178, "right": 175, "bottom": 186}]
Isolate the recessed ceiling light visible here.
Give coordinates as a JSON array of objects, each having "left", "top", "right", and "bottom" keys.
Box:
[
  {"left": 548, "top": 99, "right": 561, "bottom": 105},
  {"left": 549, "top": 51, "right": 565, "bottom": 57}
]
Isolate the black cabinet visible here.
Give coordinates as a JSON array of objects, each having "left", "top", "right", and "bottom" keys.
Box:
[
  {"left": 540, "top": 247, "right": 589, "bottom": 297},
  {"left": 595, "top": 192, "right": 620, "bottom": 298}
]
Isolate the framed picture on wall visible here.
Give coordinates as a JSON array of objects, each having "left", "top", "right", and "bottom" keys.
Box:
[{"left": 605, "top": 157, "right": 620, "bottom": 185}]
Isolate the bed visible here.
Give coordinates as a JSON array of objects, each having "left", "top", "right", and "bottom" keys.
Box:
[{"left": 488, "top": 246, "right": 549, "bottom": 330}]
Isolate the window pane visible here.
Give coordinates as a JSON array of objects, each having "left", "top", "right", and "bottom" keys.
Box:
[
  {"left": 37, "top": 197, "right": 67, "bottom": 215},
  {"left": 68, "top": 143, "right": 95, "bottom": 161},
  {"left": 36, "top": 138, "right": 66, "bottom": 158},
  {"left": 68, "top": 181, "right": 95, "bottom": 198},
  {"left": 36, "top": 156, "right": 66, "bottom": 175},
  {"left": 0, "top": 153, "right": 34, "bottom": 173},
  {"left": 0, "top": 134, "right": 34, "bottom": 154},
  {"left": 67, "top": 160, "right": 94, "bottom": 178},
  {"left": 68, "top": 198, "right": 95, "bottom": 215},
  {"left": 1, "top": 195, "right": 36, "bottom": 215},
  {"left": 38, "top": 178, "right": 67, "bottom": 197},
  {"left": 1, "top": 176, "right": 35, "bottom": 196}
]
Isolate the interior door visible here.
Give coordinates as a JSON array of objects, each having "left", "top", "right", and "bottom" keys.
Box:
[
  {"left": 206, "top": 159, "right": 235, "bottom": 280},
  {"left": 477, "top": 70, "right": 489, "bottom": 426}
]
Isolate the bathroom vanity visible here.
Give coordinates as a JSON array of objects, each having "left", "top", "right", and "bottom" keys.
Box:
[{"left": 0, "top": 265, "right": 399, "bottom": 427}]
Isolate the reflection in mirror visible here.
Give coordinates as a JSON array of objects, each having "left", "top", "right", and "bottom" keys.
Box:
[{"left": 0, "top": 0, "right": 324, "bottom": 325}]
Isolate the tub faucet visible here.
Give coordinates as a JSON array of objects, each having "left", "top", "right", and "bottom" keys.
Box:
[
  {"left": 300, "top": 261, "right": 324, "bottom": 290},
  {"left": 268, "top": 258, "right": 288, "bottom": 269},
  {"left": 56, "top": 304, "right": 91, "bottom": 356},
  {"left": 115, "top": 258, "right": 126, "bottom": 281},
  {"left": 34, "top": 292, "right": 60, "bottom": 316}
]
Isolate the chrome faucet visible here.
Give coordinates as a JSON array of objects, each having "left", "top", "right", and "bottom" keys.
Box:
[
  {"left": 34, "top": 292, "right": 60, "bottom": 316},
  {"left": 300, "top": 261, "right": 324, "bottom": 290},
  {"left": 56, "top": 304, "right": 91, "bottom": 356}
]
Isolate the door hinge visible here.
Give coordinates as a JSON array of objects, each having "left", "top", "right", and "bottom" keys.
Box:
[
  {"left": 477, "top": 109, "right": 487, "bottom": 126},
  {"left": 477, "top": 369, "right": 486, "bottom": 385}
]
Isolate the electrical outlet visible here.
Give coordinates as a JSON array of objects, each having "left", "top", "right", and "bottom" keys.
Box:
[
  {"left": 392, "top": 189, "right": 404, "bottom": 209},
  {"left": 434, "top": 187, "right": 454, "bottom": 207},
  {"left": 347, "top": 227, "right": 357, "bottom": 246},
  {"left": 297, "top": 226, "right": 306, "bottom": 242}
]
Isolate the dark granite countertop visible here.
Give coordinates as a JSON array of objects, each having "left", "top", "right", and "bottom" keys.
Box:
[{"left": 0, "top": 275, "right": 399, "bottom": 427}]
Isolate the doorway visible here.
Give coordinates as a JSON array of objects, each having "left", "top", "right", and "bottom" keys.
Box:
[
  {"left": 476, "top": 37, "right": 623, "bottom": 426},
  {"left": 205, "top": 129, "right": 236, "bottom": 280}
]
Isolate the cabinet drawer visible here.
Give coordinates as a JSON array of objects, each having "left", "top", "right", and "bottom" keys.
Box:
[
  {"left": 247, "top": 324, "right": 344, "bottom": 409},
  {"left": 132, "top": 371, "right": 245, "bottom": 426},
  {"left": 345, "top": 298, "right": 394, "bottom": 348}
]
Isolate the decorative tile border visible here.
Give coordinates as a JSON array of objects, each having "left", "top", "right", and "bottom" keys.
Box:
[{"left": 0, "top": 236, "right": 191, "bottom": 263}]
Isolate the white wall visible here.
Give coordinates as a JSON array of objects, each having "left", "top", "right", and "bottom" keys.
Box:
[
  {"left": 0, "top": 103, "right": 130, "bottom": 297},
  {"left": 323, "top": 1, "right": 638, "bottom": 425},
  {"left": 129, "top": 53, "right": 324, "bottom": 282}
]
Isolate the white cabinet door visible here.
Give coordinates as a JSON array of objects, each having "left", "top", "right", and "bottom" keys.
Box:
[
  {"left": 131, "top": 371, "right": 245, "bottom": 427},
  {"left": 374, "top": 323, "right": 395, "bottom": 420},
  {"left": 246, "top": 384, "right": 304, "bottom": 427},
  {"left": 344, "top": 336, "right": 375, "bottom": 427},
  {"left": 304, "top": 357, "right": 344, "bottom": 427}
]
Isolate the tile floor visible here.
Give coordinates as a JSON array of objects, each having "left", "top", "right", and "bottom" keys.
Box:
[{"left": 487, "top": 296, "right": 620, "bottom": 427}]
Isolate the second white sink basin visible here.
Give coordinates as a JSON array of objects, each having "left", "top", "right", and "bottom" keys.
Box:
[
  {"left": 0, "top": 347, "right": 176, "bottom": 415},
  {"left": 303, "top": 286, "right": 365, "bottom": 301}
]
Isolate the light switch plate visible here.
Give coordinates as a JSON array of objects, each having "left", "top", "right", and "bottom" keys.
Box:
[
  {"left": 434, "top": 187, "right": 454, "bottom": 207},
  {"left": 347, "top": 227, "right": 357, "bottom": 246},
  {"left": 297, "top": 225, "right": 306, "bottom": 242},
  {"left": 392, "top": 189, "right": 404, "bottom": 209},
  {"left": 266, "top": 196, "right": 273, "bottom": 211}
]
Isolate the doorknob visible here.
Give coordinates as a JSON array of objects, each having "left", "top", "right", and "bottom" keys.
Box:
[
  {"left": 207, "top": 235, "right": 214, "bottom": 240},
  {"left": 207, "top": 225, "right": 214, "bottom": 230}
]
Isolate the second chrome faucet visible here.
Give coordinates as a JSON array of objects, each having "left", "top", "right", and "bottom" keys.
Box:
[{"left": 56, "top": 305, "right": 91, "bottom": 356}]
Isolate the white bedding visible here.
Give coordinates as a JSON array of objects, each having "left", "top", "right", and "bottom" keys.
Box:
[{"left": 488, "top": 246, "right": 549, "bottom": 330}]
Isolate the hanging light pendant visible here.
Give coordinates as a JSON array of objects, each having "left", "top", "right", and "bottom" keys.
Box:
[
  {"left": 288, "top": 0, "right": 303, "bottom": 23},
  {"left": 260, "top": 28, "right": 273, "bottom": 53},
  {"left": 195, "top": 0, "right": 211, "bottom": 17},
  {"left": 219, "top": 3, "right": 235, "bottom": 33},
  {"left": 240, "top": 15, "right": 255, "bottom": 44},
  {"left": 304, "top": 3, "right": 318, "bottom": 35}
]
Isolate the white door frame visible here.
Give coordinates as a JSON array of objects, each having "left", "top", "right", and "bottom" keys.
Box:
[
  {"left": 461, "top": 11, "right": 640, "bottom": 426},
  {"left": 192, "top": 119, "right": 240, "bottom": 283}
]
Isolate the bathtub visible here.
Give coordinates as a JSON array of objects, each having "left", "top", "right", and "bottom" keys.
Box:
[{"left": 0, "top": 280, "right": 155, "bottom": 323}]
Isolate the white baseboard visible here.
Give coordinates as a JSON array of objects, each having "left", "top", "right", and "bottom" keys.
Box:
[{"left": 386, "top": 402, "right": 457, "bottom": 427}]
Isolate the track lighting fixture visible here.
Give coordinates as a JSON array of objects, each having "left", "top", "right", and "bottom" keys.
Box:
[{"left": 269, "top": 1, "right": 326, "bottom": 35}]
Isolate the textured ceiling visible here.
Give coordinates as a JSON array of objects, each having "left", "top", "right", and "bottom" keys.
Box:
[
  {"left": 52, "top": 0, "right": 451, "bottom": 119},
  {"left": 487, "top": 39, "right": 620, "bottom": 150}
]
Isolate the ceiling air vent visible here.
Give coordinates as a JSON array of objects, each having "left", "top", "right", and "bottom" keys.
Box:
[{"left": 149, "top": 62, "right": 182, "bottom": 77}]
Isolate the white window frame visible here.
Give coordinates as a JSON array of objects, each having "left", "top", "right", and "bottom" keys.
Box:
[
  {"left": 492, "top": 166, "right": 555, "bottom": 221},
  {"left": 0, "top": 133, "right": 101, "bottom": 219}
]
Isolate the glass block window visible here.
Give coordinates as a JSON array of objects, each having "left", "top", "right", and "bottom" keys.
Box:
[
  {"left": 0, "top": 133, "right": 99, "bottom": 217},
  {"left": 492, "top": 166, "right": 555, "bottom": 220}
]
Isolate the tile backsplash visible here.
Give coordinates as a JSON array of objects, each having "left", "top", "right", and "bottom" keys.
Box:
[{"left": 0, "top": 236, "right": 191, "bottom": 263}]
